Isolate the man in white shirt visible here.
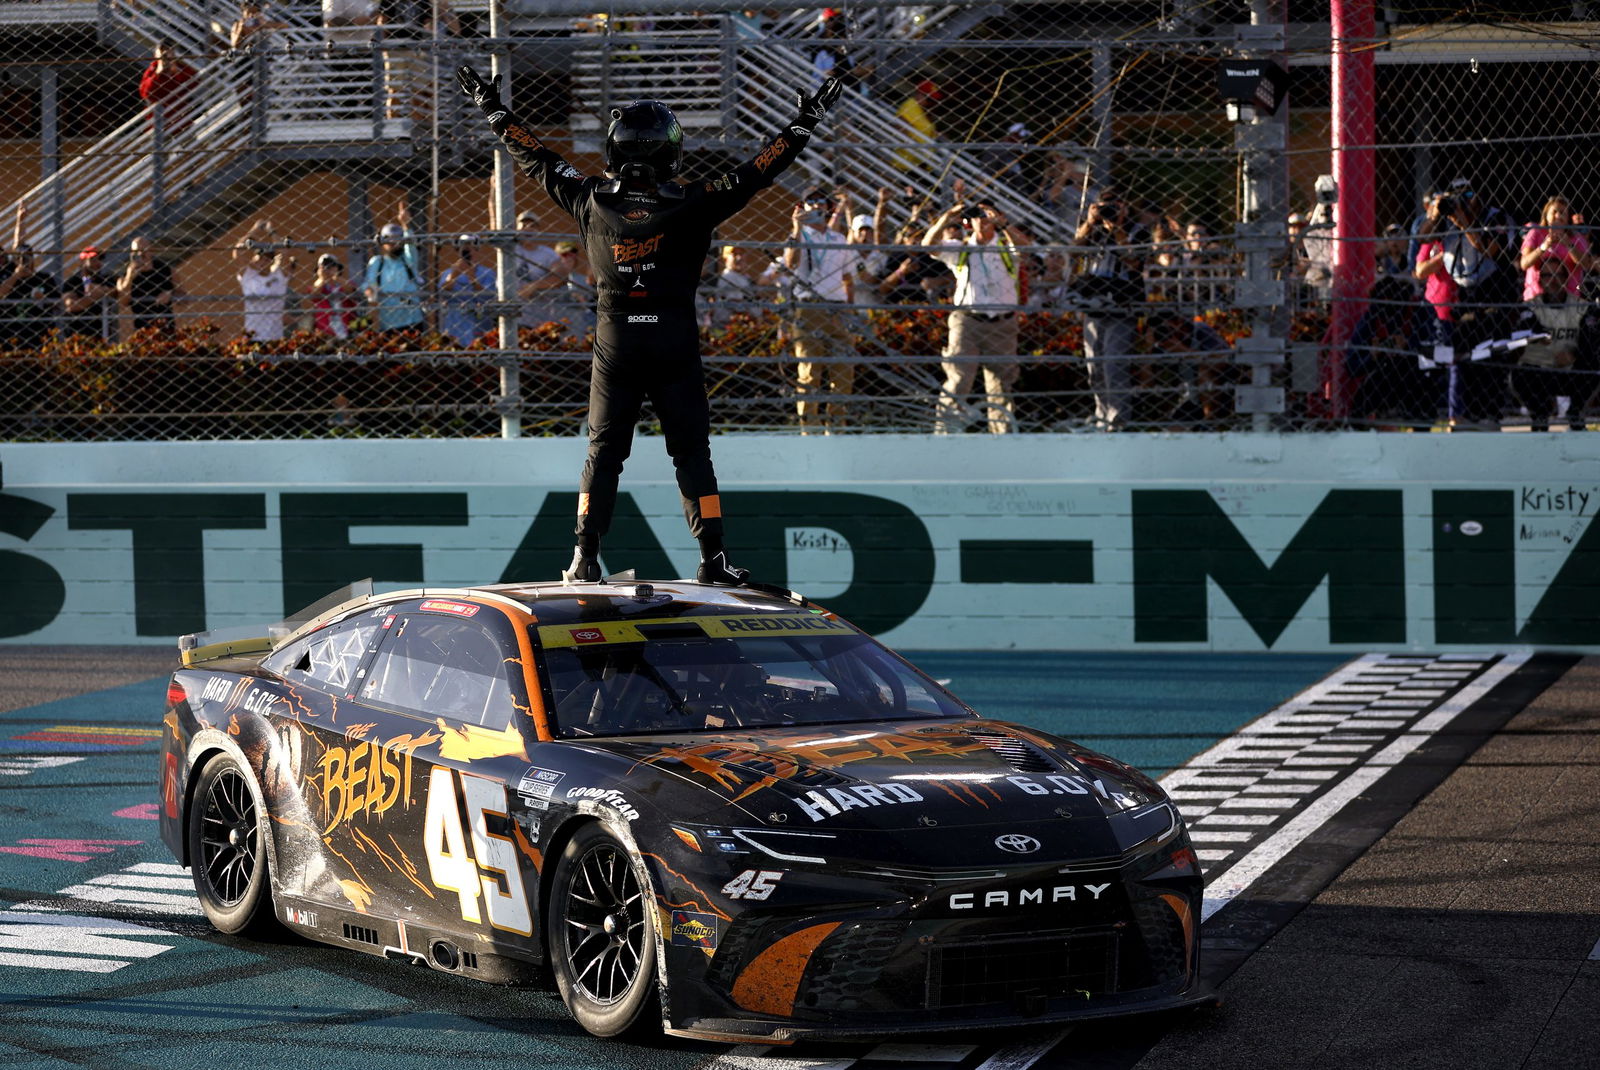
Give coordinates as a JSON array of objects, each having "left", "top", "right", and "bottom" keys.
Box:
[
  {"left": 784, "top": 188, "right": 856, "bottom": 433},
  {"left": 924, "top": 200, "right": 1027, "bottom": 433},
  {"left": 234, "top": 240, "right": 294, "bottom": 342}
]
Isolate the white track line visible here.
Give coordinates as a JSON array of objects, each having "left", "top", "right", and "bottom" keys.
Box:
[{"left": 1198, "top": 651, "right": 1529, "bottom": 921}]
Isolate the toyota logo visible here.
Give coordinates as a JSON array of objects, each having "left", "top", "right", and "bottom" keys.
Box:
[{"left": 994, "top": 834, "right": 1041, "bottom": 854}]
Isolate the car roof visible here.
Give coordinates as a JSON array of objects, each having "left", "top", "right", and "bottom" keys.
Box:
[{"left": 275, "top": 580, "right": 811, "bottom": 649}]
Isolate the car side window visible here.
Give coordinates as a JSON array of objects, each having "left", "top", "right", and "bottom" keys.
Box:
[
  {"left": 360, "top": 615, "right": 511, "bottom": 729},
  {"left": 268, "top": 617, "right": 380, "bottom": 693}
]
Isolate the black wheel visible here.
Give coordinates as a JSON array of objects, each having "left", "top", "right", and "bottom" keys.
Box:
[
  {"left": 186, "top": 752, "right": 275, "bottom": 935},
  {"left": 549, "top": 823, "right": 660, "bottom": 1038}
]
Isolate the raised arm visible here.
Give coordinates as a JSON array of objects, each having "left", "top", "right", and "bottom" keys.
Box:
[
  {"left": 457, "top": 66, "right": 587, "bottom": 218},
  {"left": 694, "top": 78, "right": 843, "bottom": 223}
]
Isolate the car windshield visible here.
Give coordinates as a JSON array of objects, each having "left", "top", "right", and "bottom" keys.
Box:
[{"left": 534, "top": 615, "right": 969, "bottom": 737}]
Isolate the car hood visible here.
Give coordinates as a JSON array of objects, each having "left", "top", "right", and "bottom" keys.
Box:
[{"left": 580, "top": 718, "right": 1166, "bottom": 831}]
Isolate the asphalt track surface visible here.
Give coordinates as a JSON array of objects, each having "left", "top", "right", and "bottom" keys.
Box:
[{"left": 1, "top": 646, "right": 1595, "bottom": 1070}]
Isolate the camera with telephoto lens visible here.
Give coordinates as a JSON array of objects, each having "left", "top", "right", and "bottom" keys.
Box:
[{"left": 1436, "top": 195, "right": 1457, "bottom": 216}]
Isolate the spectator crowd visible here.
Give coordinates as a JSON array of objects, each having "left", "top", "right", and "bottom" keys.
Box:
[{"left": 5, "top": 6, "right": 1595, "bottom": 435}]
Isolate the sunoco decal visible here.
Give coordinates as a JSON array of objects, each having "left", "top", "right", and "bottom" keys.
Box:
[{"left": 670, "top": 909, "right": 719, "bottom": 949}]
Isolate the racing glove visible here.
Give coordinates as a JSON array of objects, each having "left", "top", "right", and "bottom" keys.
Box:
[
  {"left": 793, "top": 77, "right": 843, "bottom": 134},
  {"left": 457, "top": 65, "right": 508, "bottom": 127}
]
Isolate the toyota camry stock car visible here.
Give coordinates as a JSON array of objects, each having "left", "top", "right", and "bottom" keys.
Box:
[{"left": 158, "top": 578, "right": 1210, "bottom": 1042}]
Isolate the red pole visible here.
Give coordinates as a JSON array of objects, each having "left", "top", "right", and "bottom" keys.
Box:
[{"left": 1329, "top": 0, "right": 1375, "bottom": 420}]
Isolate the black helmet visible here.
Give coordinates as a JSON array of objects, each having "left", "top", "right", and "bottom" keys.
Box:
[{"left": 604, "top": 100, "right": 683, "bottom": 179}]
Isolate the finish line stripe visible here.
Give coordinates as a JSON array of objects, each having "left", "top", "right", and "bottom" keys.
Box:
[{"left": 1197, "top": 651, "right": 1529, "bottom": 921}]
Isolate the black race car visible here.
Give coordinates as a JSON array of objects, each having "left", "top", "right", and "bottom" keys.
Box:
[{"left": 158, "top": 579, "right": 1209, "bottom": 1042}]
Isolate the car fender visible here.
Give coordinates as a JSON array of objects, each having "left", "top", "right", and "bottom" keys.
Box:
[{"left": 180, "top": 725, "right": 284, "bottom": 886}]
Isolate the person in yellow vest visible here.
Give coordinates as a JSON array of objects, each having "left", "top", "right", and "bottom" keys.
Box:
[{"left": 923, "top": 200, "right": 1029, "bottom": 433}]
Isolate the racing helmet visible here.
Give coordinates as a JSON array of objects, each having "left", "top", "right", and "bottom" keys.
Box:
[{"left": 604, "top": 100, "right": 684, "bottom": 179}]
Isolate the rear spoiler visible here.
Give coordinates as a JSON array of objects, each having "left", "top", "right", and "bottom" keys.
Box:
[{"left": 177, "top": 579, "right": 375, "bottom": 668}]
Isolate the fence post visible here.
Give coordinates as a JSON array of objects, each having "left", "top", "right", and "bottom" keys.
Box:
[
  {"left": 1330, "top": 0, "right": 1376, "bottom": 421},
  {"left": 491, "top": 1, "right": 521, "bottom": 439},
  {"left": 1235, "top": 5, "right": 1290, "bottom": 431}
]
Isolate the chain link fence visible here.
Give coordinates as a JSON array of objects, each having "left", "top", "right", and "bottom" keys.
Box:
[{"left": 0, "top": 0, "right": 1595, "bottom": 440}]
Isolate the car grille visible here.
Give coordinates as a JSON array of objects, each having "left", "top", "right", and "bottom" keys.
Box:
[
  {"left": 799, "top": 920, "right": 908, "bottom": 1012},
  {"left": 927, "top": 926, "right": 1120, "bottom": 1009}
]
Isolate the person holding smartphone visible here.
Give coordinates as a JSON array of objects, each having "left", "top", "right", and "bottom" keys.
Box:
[
  {"left": 439, "top": 233, "right": 495, "bottom": 345},
  {"left": 1519, "top": 195, "right": 1593, "bottom": 300}
]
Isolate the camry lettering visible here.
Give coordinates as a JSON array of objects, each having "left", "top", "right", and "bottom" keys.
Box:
[
  {"left": 794, "top": 782, "right": 922, "bottom": 822},
  {"left": 948, "top": 883, "right": 1111, "bottom": 910}
]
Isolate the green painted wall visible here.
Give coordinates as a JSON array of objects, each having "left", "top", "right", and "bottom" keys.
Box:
[{"left": 3, "top": 434, "right": 1595, "bottom": 650}]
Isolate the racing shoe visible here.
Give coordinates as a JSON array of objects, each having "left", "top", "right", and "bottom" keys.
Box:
[
  {"left": 561, "top": 547, "right": 601, "bottom": 584},
  {"left": 697, "top": 551, "right": 751, "bottom": 586}
]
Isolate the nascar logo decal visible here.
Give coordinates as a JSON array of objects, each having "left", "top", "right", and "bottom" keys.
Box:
[{"left": 670, "top": 909, "right": 719, "bottom": 949}]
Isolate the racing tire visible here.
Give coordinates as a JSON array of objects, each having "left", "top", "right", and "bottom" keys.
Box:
[
  {"left": 549, "top": 822, "right": 661, "bottom": 1038},
  {"left": 186, "top": 752, "right": 276, "bottom": 936}
]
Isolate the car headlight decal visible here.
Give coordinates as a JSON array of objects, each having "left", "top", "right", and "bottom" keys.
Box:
[{"left": 732, "top": 828, "right": 835, "bottom": 865}]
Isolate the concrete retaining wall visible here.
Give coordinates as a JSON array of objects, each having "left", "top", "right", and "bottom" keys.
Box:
[{"left": 3, "top": 433, "right": 1594, "bottom": 650}]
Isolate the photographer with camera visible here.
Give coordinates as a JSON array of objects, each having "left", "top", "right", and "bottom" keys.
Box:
[
  {"left": 438, "top": 233, "right": 495, "bottom": 345},
  {"left": 1422, "top": 178, "right": 1517, "bottom": 427},
  {"left": 1072, "top": 188, "right": 1147, "bottom": 430},
  {"left": 786, "top": 188, "right": 857, "bottom": 433},
  {"left": 924, "top": 200, "right": 1028, "bottom": 433}
]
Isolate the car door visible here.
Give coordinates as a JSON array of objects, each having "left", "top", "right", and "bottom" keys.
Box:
[
  {"left": 346, "top": 604, "right": 539, "bottom": 953},
  {"left": 259, "top": 607, "right": 389, "bottom": 904}
]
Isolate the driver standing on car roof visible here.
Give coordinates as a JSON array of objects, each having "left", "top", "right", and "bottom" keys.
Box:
[{"left": 457, "top": 64, "right": 843, "bottom": 586}]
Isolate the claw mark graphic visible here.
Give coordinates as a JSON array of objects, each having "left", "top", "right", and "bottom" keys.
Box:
[
  {"left": 350, "top": 826, "right": 435, "bottom": 898},
  {"left": 283, "top": 683, "right": 317, "bottom": 722},
  {"left": 338, "top": 878, "right": 373, "bottom": 913},
  {"left": 644, "top": 852, "right": 732, "bottom": 921},
  {"left": 387, "top": 730, "right": 443, "bottom": 756},
  {"left": 227, "top": 713, "right": 241, "bottom": 736},
  {"left": 325, "top": 838, "right": 376, "bottom": 913}
]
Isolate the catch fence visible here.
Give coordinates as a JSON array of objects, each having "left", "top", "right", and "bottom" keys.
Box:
[{"left": 0, "top": 0, "right": 1595, "bottom": 440}]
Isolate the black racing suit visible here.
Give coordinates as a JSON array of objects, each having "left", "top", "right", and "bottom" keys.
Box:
[{"left": 487, "top": 109, "right": 821, "bottom": 543}]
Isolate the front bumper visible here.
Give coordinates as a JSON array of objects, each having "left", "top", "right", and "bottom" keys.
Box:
[{"left": 666, "top": 868, "right": 1206, "bottom": 1040}]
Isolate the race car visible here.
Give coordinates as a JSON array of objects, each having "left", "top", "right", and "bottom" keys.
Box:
[{"left": 158, "top": 578, "right": 1209, "bottom": 1042}]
